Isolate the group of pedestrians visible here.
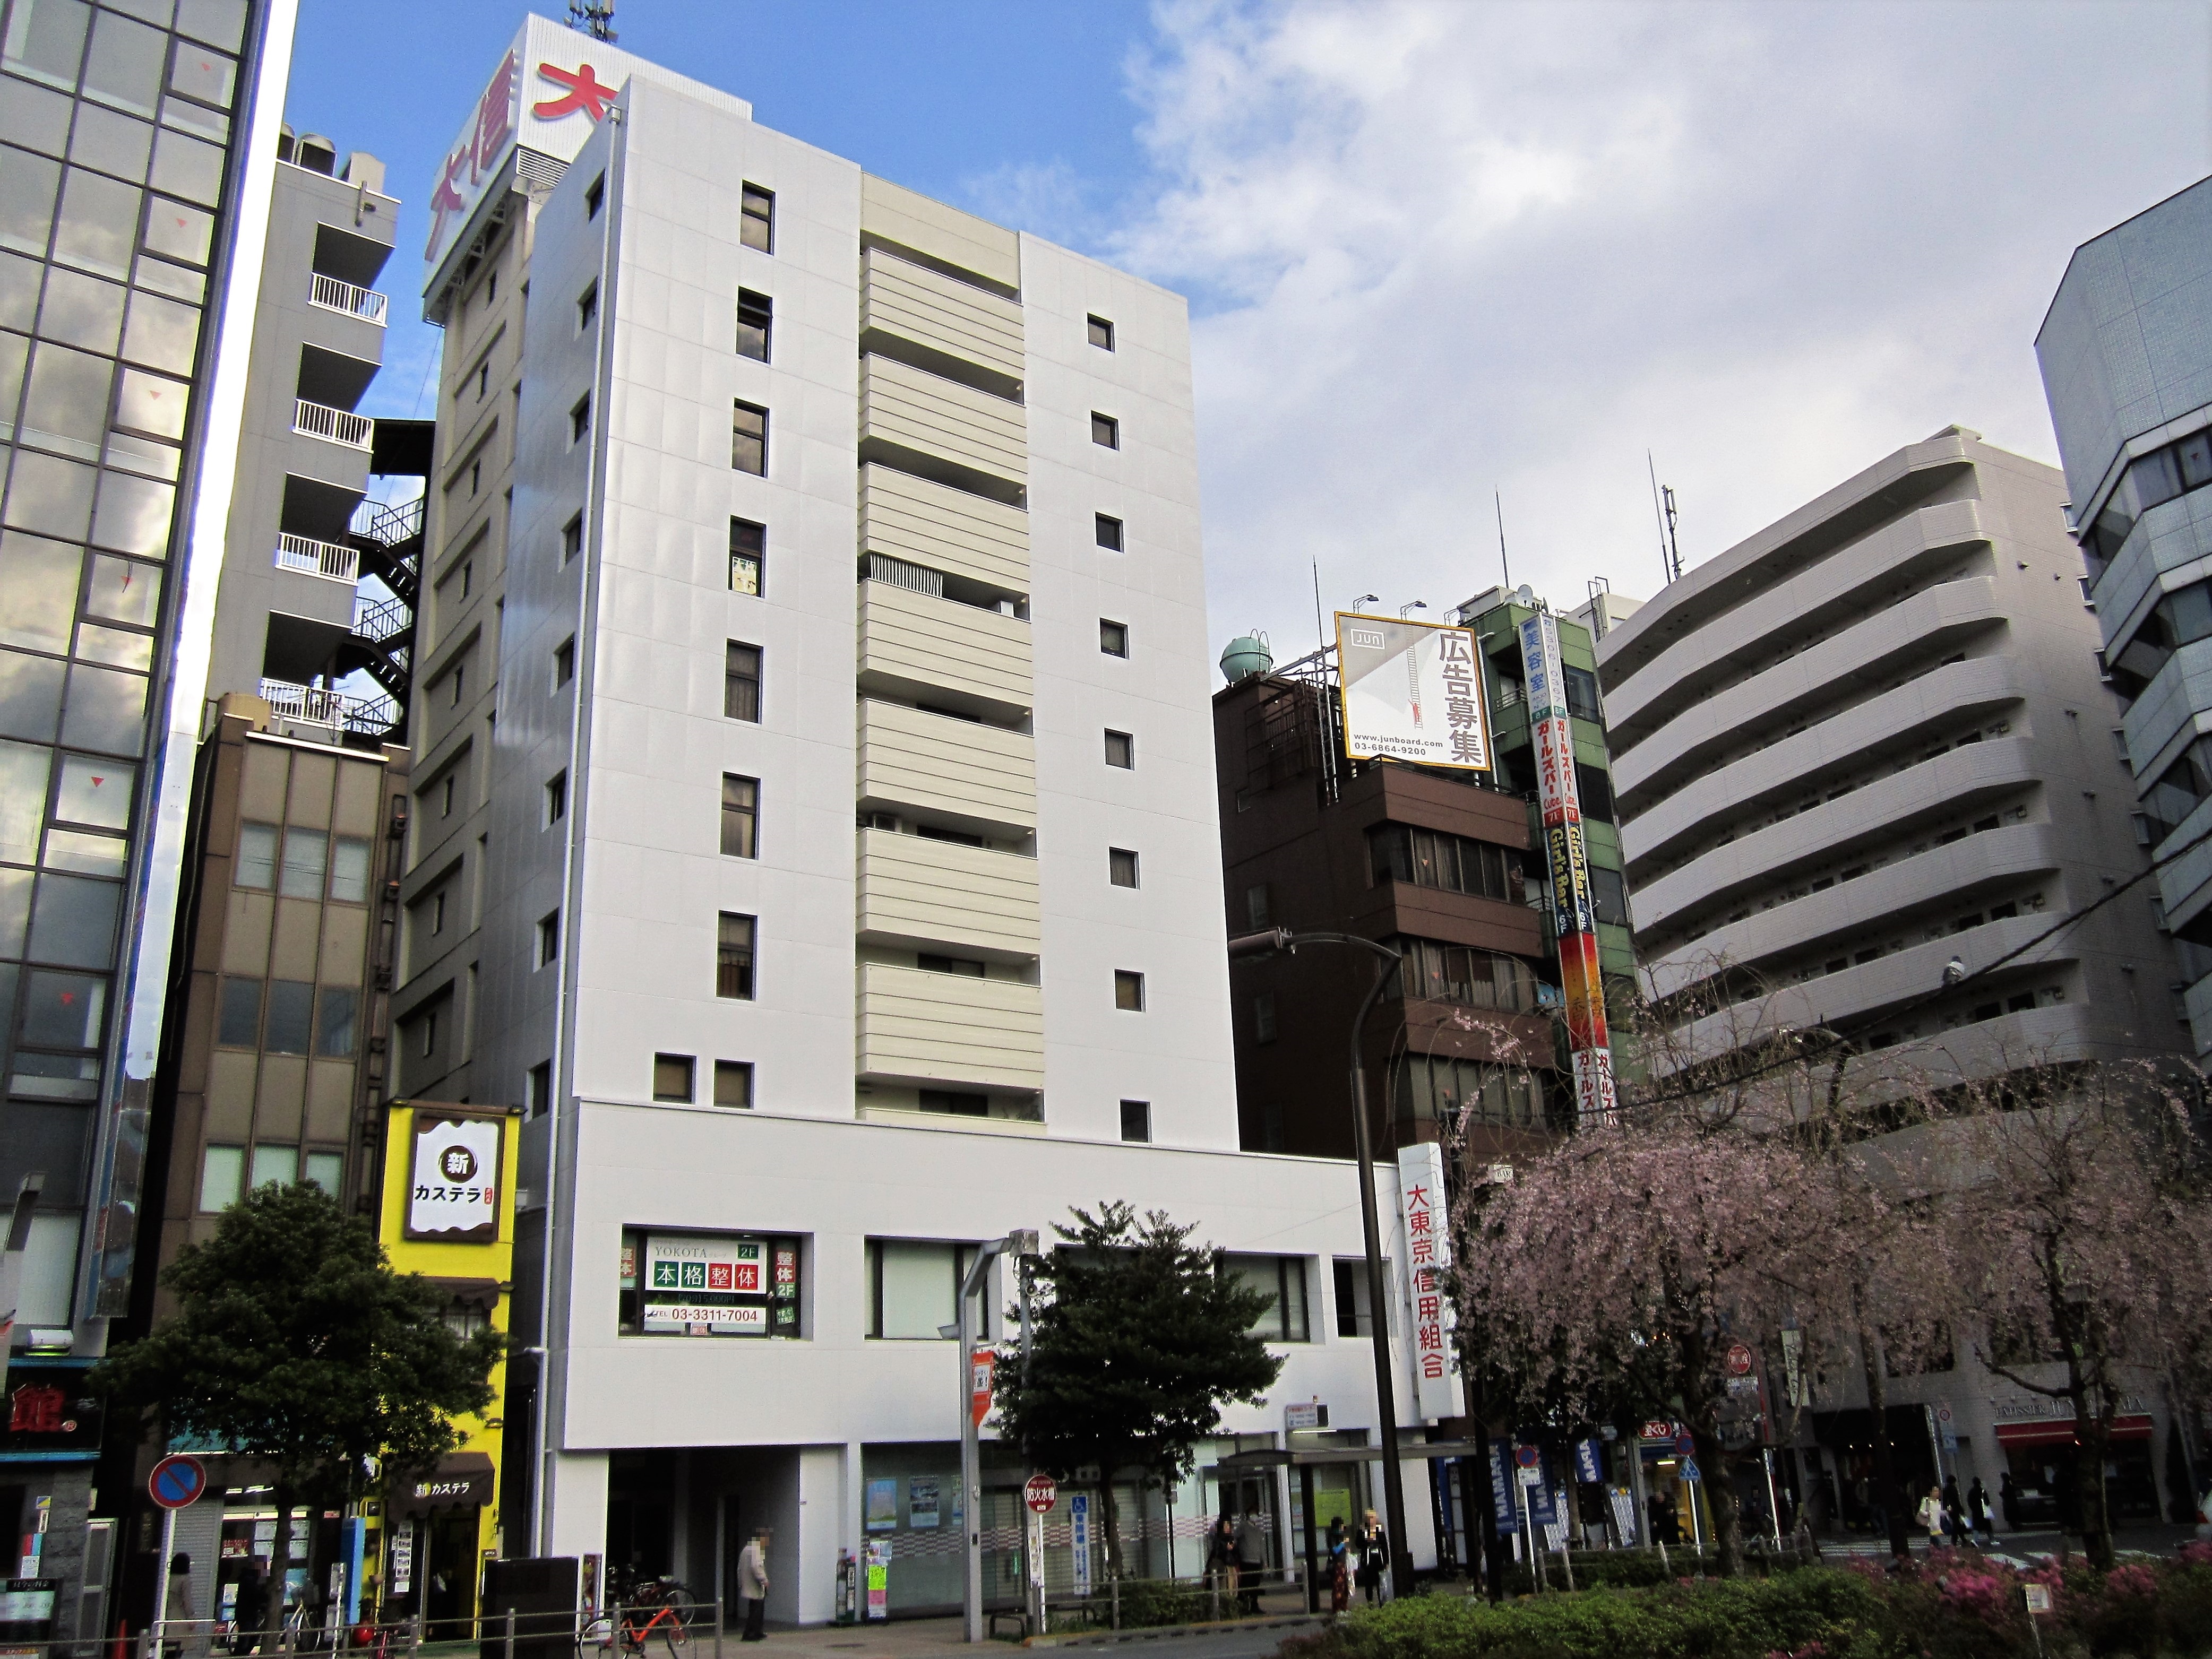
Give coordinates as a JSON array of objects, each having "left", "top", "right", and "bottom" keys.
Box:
[
  {"left": 1915, "top": 1476, "right": 1995, "bottom": 1550},
  {"left": 1323, "top": 1511, "right": 1389, "bottom": 1613}
]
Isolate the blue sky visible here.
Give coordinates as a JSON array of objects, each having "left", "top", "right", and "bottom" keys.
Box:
[{"left": 286, "top": 2, "right": 2212, "bottom": 658}]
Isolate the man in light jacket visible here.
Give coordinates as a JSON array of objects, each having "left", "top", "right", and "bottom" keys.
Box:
[{"left": 737, "top": 1528, "right": 771, "bottom": 1642}]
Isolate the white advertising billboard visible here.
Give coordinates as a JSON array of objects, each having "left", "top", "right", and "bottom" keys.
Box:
[
  {"left": 1335, "top": 613, "right": 1492, "bottom": 772},
  {"left": 405, "top": 1114, "right": 504, "bottom": 1241}
]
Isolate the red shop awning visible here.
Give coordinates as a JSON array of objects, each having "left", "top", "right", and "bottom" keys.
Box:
[{"left": 1994, "top": 1414, "right": 2153, "bottom": 1448}]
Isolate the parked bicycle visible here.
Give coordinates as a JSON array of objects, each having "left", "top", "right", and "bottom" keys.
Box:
[{"left": 584, "top": 1575, "right": 699, "bottom": 1659}]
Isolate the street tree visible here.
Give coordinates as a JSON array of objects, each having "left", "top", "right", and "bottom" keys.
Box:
[
  {"left": 1449, "top": 1114, "right": 1863, "bottom": 1577},
  {"left": 1947, "top": 1065, "right": 2212, "bottom": 1571},
  {"left": 993, "top": 1203, "right": 1281, "bottom": 1577},
  {"left": 93, "top": 1182, "right": 502, "bottom": 1627}
]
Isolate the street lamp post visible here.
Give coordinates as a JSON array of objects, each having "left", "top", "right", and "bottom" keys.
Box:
[
  {"left": 1227, "top": 927, "right": 1411, "bottom": 1599},
  {"left": 954, "top": 1229, "right": 1040, "bottom": 1642}
]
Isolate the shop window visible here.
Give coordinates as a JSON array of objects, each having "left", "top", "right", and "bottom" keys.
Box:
[
  {"left": 621, "top": 1228, "right": 801, "bottom": 1337},
  {"left": 867, "top": 1239, "right": 991, "bottom": 1340},
  {"left": 1221, "top": 1254, "right": 1309, "bottom": 1342}
]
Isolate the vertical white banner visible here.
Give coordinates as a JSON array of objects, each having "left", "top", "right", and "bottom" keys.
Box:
[{"left": 1397, "top": 1143, "right": 1462, "bottom": 1419}]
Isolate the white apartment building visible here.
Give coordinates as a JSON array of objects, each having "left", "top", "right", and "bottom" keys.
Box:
[
  {"left": 395, "top": 17, "right": 1447, "bottom": 1622},
  {"left": 1597, "top": 427, "right": 2184, "bottom": 1080}
]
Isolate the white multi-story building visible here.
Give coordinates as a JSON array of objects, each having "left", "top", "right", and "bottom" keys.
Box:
[{"left": 396, "top": 17, "right": 1447, "bottom": 1623}]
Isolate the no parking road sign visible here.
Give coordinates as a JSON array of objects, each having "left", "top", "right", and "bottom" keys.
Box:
[{"left": 149, "top": 1455, "right": 208, "bottom": 1510}]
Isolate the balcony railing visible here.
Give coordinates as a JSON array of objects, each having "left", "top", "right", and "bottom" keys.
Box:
[
  {"left": 259, "top": 678, "right": 399, "bottom": 735},
  {"left": 294, "top": 399, "right": 373, "bottom": 450},
  {"left": 352, "top": 593, "right": 410, "bottom": 645},
  {"left": 273, "top": 533, "right": 359, "bottom": 584},
  {"left": 308, "top": 272, "right": 388, "bottom": 325}
]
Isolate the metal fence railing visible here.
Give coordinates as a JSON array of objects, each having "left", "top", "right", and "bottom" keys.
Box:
[
  {"left": 87, "top": 1598, "right": 728, "bottom": 1659},
  {"left": 294, "top": 400, "right": 373, "bottom": 450},
  {"left": 308, "top": 274, "right": 389, "bottom": 326},
  {"left": 275, "top": 533, "right": 360, "bottom": 583}
]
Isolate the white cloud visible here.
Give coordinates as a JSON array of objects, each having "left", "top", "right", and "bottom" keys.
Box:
[{"left": 1096, "top": 0, "right": 2212, "bottom": 661}]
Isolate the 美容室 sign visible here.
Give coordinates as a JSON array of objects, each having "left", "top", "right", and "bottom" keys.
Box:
[{"left": 406, "top": 1115, "right": 503, "bottom": 1241}]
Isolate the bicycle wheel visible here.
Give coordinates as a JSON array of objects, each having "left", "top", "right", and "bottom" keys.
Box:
[{"left": 659, "top": 1588, "right": 700, "bottom": 1655}]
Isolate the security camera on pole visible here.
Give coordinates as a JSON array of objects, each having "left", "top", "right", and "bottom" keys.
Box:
[{"left": 956, "top": 1229, "right": 1040, "bottom": 1643}]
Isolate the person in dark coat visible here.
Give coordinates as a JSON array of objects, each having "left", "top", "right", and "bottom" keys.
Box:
[
  {"left": 1968, "top": 1477, "right": 1993, "bottom": 1543},
  {"left": 1942, "top": 1477, "right": 1966, "bottom": 1547},
  {"left": 232, "top": 1562, "right": 269, "bottom": 1655},
  {"left": 1354, "top": 1510, "right": 1389, "bottom": 1605}
]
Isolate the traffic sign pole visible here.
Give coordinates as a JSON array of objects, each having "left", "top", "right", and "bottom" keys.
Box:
[{"left": 146, "top": 1455, "right": 206, "bottom": 1655}]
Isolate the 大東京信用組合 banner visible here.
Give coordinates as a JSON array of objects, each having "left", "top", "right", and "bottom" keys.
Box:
[{"left": 1335, "top": 614, "right": 1492, "bottom": 772}]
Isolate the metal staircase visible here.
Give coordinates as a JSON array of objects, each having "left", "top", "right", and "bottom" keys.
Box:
[{"left": 336, "top": 495, "right": 423, "bottom": 745}]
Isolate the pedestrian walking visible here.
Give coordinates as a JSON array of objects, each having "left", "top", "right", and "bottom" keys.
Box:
[
  {"left": 1942, "top": 1477, "right": 1965, "bottom": 1547},
  {"left": 1235, "top": 1509, "right": 1266, "bottom": 1615},
  {"left": 1354, "top": 1509, "right": 1389, "bottom": 1605},
  {"left": 1916, "top": 1485, "right": 1944, "bottom": 1550},
  {"left": 736, "top": 1526, "right": 771, "bottom": 1643},
  {"left": 1324, "top": 1520, "right": 1349, "bottom": 1614},
  {"left": 1968, "top": 1477, "right": 1993, "bottom": 1543},
  {"left": 1209, "top": 1514, "right": 1238, "bottom": 1609},
  {"left": 2000, "top": 1471, "right": 2020, "bottom": 1530},
  {"left": 234, "top": 1561, "right": 269, "bottom": 1655}
]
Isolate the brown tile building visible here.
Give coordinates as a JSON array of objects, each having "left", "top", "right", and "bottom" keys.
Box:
[{"left": 1214, "top": 667, "right": 1561, "bottom": 1163}]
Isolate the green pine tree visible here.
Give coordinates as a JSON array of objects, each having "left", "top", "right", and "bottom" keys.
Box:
[
  {"left": 93, "top": 1182, "right": 502, "bottom": 1633},
  {"left": 994, "top": 1203, "right": 1282, "bottom": 1579}
]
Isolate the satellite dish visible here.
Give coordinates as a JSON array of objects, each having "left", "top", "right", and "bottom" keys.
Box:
[{"left": 1514, "top": 585, "right": 1536, "bottom": 608}]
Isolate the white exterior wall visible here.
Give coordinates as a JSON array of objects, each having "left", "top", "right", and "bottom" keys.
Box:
[{"left": 439, "top": 54, "right": 1431, "bottom": 1613}]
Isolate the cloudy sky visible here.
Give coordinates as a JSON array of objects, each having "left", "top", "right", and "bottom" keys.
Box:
[{"left": 297, "top": 0, "right": 2211, "bottom": 662}]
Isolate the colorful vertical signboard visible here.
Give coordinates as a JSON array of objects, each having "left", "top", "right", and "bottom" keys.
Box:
[
  {"left": 1334, "top": 615, "right": 1492, "bottom": 772},
  {"left": 1397, "top": 1142, "right": 1462, "bottom": 1419},
  {"left": 1517, "top": 611, "right": 1618, "bottom": 1124}
]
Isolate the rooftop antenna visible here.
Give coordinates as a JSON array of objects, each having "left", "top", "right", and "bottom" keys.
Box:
[
  {"left": 1312, "top": 558, "right": 1327, "bottom": 655},
  {"left": 567, "top": 0, "right": 616, "bottom": 41},
  {"left": 1494, "top": 492, "right": 1510, "bottom": 591},
  {"left": 1646, "top": 451, "right": 1683, "bottom": 584}
]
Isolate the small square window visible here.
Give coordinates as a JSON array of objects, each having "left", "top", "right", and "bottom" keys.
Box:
[
  {"left": 545, "top": 771, "right": 567, "bottom": 824},
  {"left": 1088, "top": 315, "right": 1114, "bottom": 351},
  {"left": 440, "top": 776, "right": 455, "bottom": 817},
  {"left": 1114, "top": 970, "right": 1145, "bottom": 1011},
  {"left": 730, "top": 517, "right": 765, "bottom": 595},
  {"left": 217, "top": 977, "right": 260, "bottom": 1047},
  {"left": 718, "top": 911, "right": 756, "bottom": 1000},
  {"left": 1108, "top": 847, "right": 1139, "bottom": 888},
  {"left": 714, "top": 1059, "right": 754, "bottom": 1109},
  {"left": 732, "top": 401, "right": 768, "bottom": 475},
  {"left": 199, "top": 1145, "right": 244, "bottom": 1213},
  {"left": 736, "top": 289, "right": 772, "bottom": 361},
  {"left": 576, "top": 281, "right": 598, "bottom": 333},
  {"left": 721, "top": 774, "right": 759, "bottom": 859},
  {"left": 431, "top": 891, "right": 446, "bottom": 933},
  {"left": 553, "top": 636, "right": 575, "bottom": 688},
  {"left": 236, "top": 822, "right": 278, "bottom": 888},
  {"left": 1254, "top": 992, "right": 1277, "bottom": 1043},
  {"left": 304, "top": 1152, "right": 343, "bottom": 1196},
  {"left": 527, "top": 1060, "right": 552, "bottom": 1118},
  {"left": 562, "top": 513, "right": 583, "bottom": 564},
  {"left": 1120, "top": 1099, "right": 1150, "bottom": 1142},
  {"left": 585, "top": 174, "right": 605, "bottom": 219},
  {"left": 1246, "top": 884, "right": 1271, "bottom": 928},
  {"left": 653, "top": 1052, "right": 695, "bottom": 1103},
  {"left": 725, "top": 641, "right": 763, "bottom": 721},
  {"left": 1099, "top": 619, "right": 1128, "bottom": 658},
  {"left": 450, "top": 664, "right": 465, "bottom": 707},
  {"left": 571, "top": 394, "right": 591, "bottom": 445},
  {"left": 1095, "top": 513, "right": 1123, "bottom": 551},
  {"left": 537, "top": 909, "right": 560, "bottom": 967},
  {"left": 739, "top": 182, "right": 774, "bottom": 253},
  {"left": 1091, "top": 412, "right": 1119, "bottom": 449},
  {"left": 1104, "top": 730, "right": 1134, "bottom": 769},
  {"left": 251, "top": 1144, "right": 299, "bottom": 1189}
]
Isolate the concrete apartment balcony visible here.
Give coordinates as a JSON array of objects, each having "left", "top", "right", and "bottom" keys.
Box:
[
  {"left": 1646, "top": 822, "right": 2063, "bottom": 1001},
  {"left": 861, "top": 355, "right": 1027, "bottom": 488},
  {"left": 258, "top": 677, "right": 397, "bottom": 737},
  {"left": 292, "top": 399, "right": 373, "bottom": 451},
  {"left": 859, "top": 464, "right": 1028, "bottom": 592},
  {"left": 859, "top": 246, "right": 1025, "bottom": 383},
  {"left": 307, "top": 271, "right": 388, "bottom": 326},
  {"left": 1631, "top": 735, "right": 2039, "bottom": 935},
  {"left": 857, "top": 700, "right": 1036, "bottom": 834},
  {"left": 272, "top": 533, "right": 360, "bottom": 584},
  {"left": 1622, "top": 654, "right": 2026, "bottom": 875},
  {"left": 856, "top": 827, "right": 1040, "bottom": 959},
  {"left": 857, "top": 578, "right": 1031, "bottom": 710},
  {"left": 856, "top": 962, "right": 1045, "bottom": 1092},
  {"left": 1671, "top": 914, "right": 2069, "bottom": 1062},
  {"left": 1613, "top": 577, "right": 2005, "bottom": 810}
]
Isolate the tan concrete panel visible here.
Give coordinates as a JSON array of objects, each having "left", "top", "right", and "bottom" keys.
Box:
[
  {"left": 269, "top": 897, "right": 322, "bottom": 982},
  {"left": 221, "top": 890, "right": 273, "bottom": 977},
  {"left": 860, "top": 465, "right": 1029, "bottom": 592},
  {"left": 856, "top": 962, "right": 1044, "bottom": 1090},
  {"left": 860, "top": 175, "right": 1019, "bottom": 292},
  {"left": 205, "top": 1051, "right": 256, "bottom": 1138},
  {"left": 286, "top": 748, "right": 337, "bottom": 829},
  {"left": 332, "top": 754, "right": 385, "bottom": 834},
  {"left": 240, "top": 742, "right": 288, "bottom": 824},
  {"left": 318, "top": 903, "right": 368, "bottom": 981},
  {"left": 254, "top": 1056, "right": 306, "bottom": 1139},
  {"left": 860, "top": 247, "right": 1025, "bottom": 378},
  {"left": 856, "top": 702, "right": 1036, "bottom": 831},
  {"left": 858, "top": 582, "right": 1033, "bottom": 706},
  {"left": 305, "top": 1061, "right": 353, "bottom": 1143},
  {"left": 856, "top": 829, "right": 1040, "bottom": 957},
  {"left": 862, "top": 356, "right": 1027, "bottom": 484}
]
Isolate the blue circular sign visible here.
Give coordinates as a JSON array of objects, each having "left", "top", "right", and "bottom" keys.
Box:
[
  {"left": 1514, "top": 1444, "right": 1540, "bottom": 1469},
  {"left": 150, "top": 1454, "right": 208, "bottom": 1509}
]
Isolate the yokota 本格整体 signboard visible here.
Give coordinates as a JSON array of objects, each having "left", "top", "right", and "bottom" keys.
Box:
[
  {"left": 1335, "top": 614, "right": 1492, "bottom": 772},
  {"left": 642, "top": 1234, "right": 772, "bottom": 1335}
]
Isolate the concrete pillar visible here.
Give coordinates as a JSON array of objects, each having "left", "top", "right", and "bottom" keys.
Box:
[
  {"left": 796, "top": 1449, "right": 843, "bottom": 1626},
  {"left": 546, "top": 1451, "right": 610, "bottom": 1565}
]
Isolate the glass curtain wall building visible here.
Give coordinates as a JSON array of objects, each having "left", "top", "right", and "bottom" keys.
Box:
[{"left": 0, "top": 0, "right": 290, "bottom": 1350}]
